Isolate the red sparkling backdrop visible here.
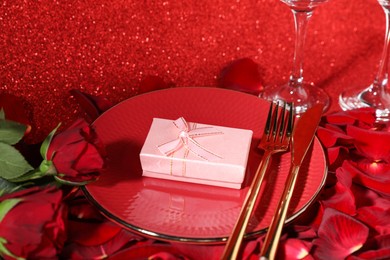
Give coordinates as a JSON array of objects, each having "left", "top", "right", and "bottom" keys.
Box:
[{"left": 0, "top": 0, "right": 385, "bottom": 142}]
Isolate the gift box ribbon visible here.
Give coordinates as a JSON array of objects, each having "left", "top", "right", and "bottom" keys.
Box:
[{"left": 158, "top": 117, "right": 223, "bottom": 161}]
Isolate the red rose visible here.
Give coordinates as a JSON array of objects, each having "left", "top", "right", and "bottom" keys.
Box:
[
  {"left": 0, "top": 186, "right": 67, "bottom": 259},
  {"left": 46, "top": 119, "right": 105, "bottom": 184}
]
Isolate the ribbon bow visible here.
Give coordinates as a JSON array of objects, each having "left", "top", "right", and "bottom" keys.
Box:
[{"left": 158, "top": 117, "right": 223, "bottom": 161}]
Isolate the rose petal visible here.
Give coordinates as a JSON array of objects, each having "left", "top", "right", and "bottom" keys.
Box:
[
  {"left": 313, "top": 208, "right": 369, "bottom": 260},
  {"left": 67, "top": 220, "right": 122, "bottom": 246},
  {"left": 278, "top": 238, "right": 312, "bottom": 260},
  {"left": 355, "top": 159, "right": 390, "bottom": 176},
  {"left": 327, "top": 146, "right": 349, "bottom": 169},
  {"left": 47, "top": 119, "right": 88, "bottom": 159},
  {"left": 109, "top": 243, "right": 191, "bottom": 260},
  {"left": 347, "top": 125, "right": 390, "bottom": 162},
  {"left": 138, "top": 75, "right": 171, "bottom": 94},
  {"left": 218, "top": 58, "right": 263, "bottom": 95},
  {"left": 357, "top": 206, "right": 390, "bottom": 235},
  {"left": 342, "top": 160, "right": 390, "bottom": 196},
  {"left": 72, "top": 143, "right": 104, "bottom": 173},
  {"left": 68, "top": 197, "right": 104, "bottom": 221},
  {"left": 171, "top": 243, "right": 224, "bottom": 260},
  {"left": 349, "top": 234, "right": 390, "bottom": 259},
  {"left": 350, "top": 183, "right": 383, "bottom": 208},
  {"left": 61, "top": 229, "right": 140, "bottom": 259},
  {"left": 325, "top": 109, "right": 376, "bottom": 127},
  {"left": 317, "top": 126, "right": 353, "bottom": 148},
  {"left": 70, "top": 90, "right": 113, "bottom": 122},
  {"left": 320, "top": 170, "right": 356, "bottom": 216},
  {"left": 335, "top": 166, "right": 353, "bottom": 187}
]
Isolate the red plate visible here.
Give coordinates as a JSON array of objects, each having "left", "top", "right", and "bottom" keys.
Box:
[{"left": 83, "top": 87, "right": 327, "bottom": 244}]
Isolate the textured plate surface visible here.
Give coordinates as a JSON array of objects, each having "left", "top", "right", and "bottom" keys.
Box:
[{"left": 83, "top": 87, "right": 327, "bottom": 243}]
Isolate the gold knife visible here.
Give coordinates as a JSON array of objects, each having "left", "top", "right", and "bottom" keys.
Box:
[{"left": 260, "top": 103, "right": 325, "bottom": 260}]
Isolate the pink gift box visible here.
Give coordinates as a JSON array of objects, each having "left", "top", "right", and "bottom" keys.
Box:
[{"left": 139, "top": 117, "right": 253, "bottom": 189}]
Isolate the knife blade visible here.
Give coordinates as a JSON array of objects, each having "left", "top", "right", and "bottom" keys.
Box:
[
  {"left": 259, "top": 103, "right": 325, "bottom": 260},
  {"left": 291, "top": 104, "right": 325, "bottom": 166}
]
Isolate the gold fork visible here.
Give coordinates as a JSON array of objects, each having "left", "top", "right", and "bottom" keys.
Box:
[{"left": 221, "top": 101, "right": 294, "bottom": 260}]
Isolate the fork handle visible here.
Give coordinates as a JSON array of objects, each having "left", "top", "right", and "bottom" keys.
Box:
[
  {"left": 260, "top": 164, "right": 300, "bottom": 260},
  {"left": 221, "top": 150, "right": 273, "bottom": 260}
]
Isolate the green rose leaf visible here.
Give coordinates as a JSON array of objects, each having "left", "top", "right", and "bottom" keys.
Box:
[
  {"left": 0, "top": 109, "right": 4, "bottom": 120},
  {"left": 0, "top": 177, "right": 21, "bottom": 196},
  {"left": 40, "top": 123, "right": 61, "bottom": 160},
  {"left": 0, "top": 118, "right": 27, "bottom": 145},
  {"left": 0, "top": 198, "right": 22, "bottom": 222},
  {"left": 0, "top": 142, "right": 34, "bottom": 180}
]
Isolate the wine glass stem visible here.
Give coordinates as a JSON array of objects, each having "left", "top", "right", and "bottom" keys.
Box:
[
  {"left": 373, "top": 7, "right": 390, "bottom": 90},
  {"left": 289, "top": 10, "right": 313, "bottom": 88}
]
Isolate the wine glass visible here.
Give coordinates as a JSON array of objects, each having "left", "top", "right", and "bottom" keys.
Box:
[
  {"left": 261, "top": 0, "right": 330, "bottom": 114},
  {"left": 339, "top": 0, "right": 390, "bottom": 121}
]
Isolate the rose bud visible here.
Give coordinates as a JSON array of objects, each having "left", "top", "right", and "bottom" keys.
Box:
[{"left": 42, "top": 118, "right": 105, "bottom": 185}]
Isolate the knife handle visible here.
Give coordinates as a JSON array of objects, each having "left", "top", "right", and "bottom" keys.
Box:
[{"left": 260, "top": 164, "right": 300, "bottom": 260}]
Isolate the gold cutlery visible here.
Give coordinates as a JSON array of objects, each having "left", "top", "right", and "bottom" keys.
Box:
[
  {"left": 221, "top": 102, "right": 294, "bottom": 260},
  {"left": 260, "top": 103, "right": 325, "bottom": 260}
]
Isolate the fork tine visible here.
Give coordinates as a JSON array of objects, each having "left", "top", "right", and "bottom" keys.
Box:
[
  {"left": 271, "top": 102, "right": 279, "bottom": 139},
  {"left": 264, "top": 102, "right": 274, "bottom": 136},
  {"left": 286, "top": 102, "right": 294, "bottom": 138},
  {"left": 277, "top": 103, "right": 287, "bottom": 141}
]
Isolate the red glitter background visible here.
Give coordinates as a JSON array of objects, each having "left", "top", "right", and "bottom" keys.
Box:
[{"left": 0, "top": 0, "right": 385, "bottom": 142}]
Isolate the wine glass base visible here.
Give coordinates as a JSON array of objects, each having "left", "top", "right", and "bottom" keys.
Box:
[
  {"left": 339, "top": 86, "right": 390, "bottom": 121},
  {"left": 260, "top": 82, "right": 330, "bottom": 115}
]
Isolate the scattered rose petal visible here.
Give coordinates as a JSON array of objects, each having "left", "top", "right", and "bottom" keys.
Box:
[
  {"left": 357, "top": 206, "right": 390, "bottom": 235},
  {"left": 349, "top": 234, "right": 390, "bottom": 259},
  {"left": 355, "top": 159, "right": 390, "bottom": 177},
  {"left": 342, "top": 160, "right": 390, "bottom": 196},
  {"left": 313, "top": 208, "right": 369, "bottom": 260},
  {"left": 68, "top": 197, "right": 104, "bottom": 221},
  {"left": 61, "top": 229, "right": 139, "bottom": 259},
  {"left": 70, "top": 89, "right": 113, "bottom": 122},
  {"left": 324, "top": 108, "right": 376, "bottom": 127},
  {"left": 277, "top": 238, "right": 312, "bottom": 260},
  {"left": 327, "top": 146, "right": 350, "bottom": 169},
  {"left": 67, "top": 220, "right": 122, "bottom": 246},
  {"left": 218, "top": 58, "right": 263, "bottom": 95},
  {"left": 347, "top": 125, "right": 390, "bottom": 162},
  {"left": 317, "top": 126, "right": 354, "bottom": 148},
  {"left": 109, "top": 242, "right": 190, "bottom": 260},
  {"left": 320, "top": 170, "right": 356, "bottom": 216},
  {"left": 351, "top": 183, "right": 390, "bottom": 215},
  {"left": 335, "top": 166, "right": 353, "bottom": 187},
  {"left": 138, "top": 75, "right": 172, "bottom": 94},
  {"left": 171, "top": 243, "right": 225, "bottom": 260}
]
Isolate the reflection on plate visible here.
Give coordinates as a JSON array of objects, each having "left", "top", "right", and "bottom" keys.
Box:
[{"left": 83, "top": 87, "right": 327, "bottom": 244}]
